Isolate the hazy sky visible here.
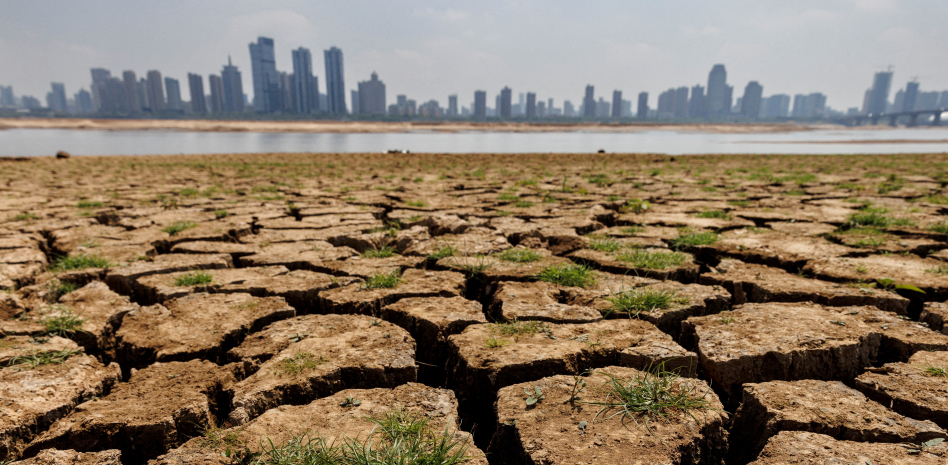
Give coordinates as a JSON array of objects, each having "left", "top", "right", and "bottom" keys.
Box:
[{"left": 3, "top": 0, "right": 947, "bottom": 110}]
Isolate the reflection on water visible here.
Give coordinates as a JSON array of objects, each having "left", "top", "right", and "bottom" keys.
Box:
[{"left": 1, "top": 127, "right": 947, "bottom": 156}]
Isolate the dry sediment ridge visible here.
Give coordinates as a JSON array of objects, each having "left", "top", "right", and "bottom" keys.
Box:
[{"left": 0, "top": 152, "right": 946, "bottom": 464}]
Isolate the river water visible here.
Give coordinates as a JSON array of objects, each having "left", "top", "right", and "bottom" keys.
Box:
[{"left": 1, "top": 127, "right": 947, "bottom": 156}]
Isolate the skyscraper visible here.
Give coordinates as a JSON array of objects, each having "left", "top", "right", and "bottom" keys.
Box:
[
  {"left": 208, "top": 75, "right": 224, "bottom": 113},
  {"left": 674, "top": 87, "right": 689, "bottom": 118},
  {"left": 706, "top": 64, "right": 730, "bottom": 117},
  {"left": 689, "top": 85, "right": 706, "bottom": 118},
  {"left": 324, "top": 47, "right": 347, "bottom": 114},
  {"left": 583, "top": 85, "right": 595, "bottom": 118},
  {"left": 249, "top": 37, "right": 281, "bottom": 113},
  {"left": 351, "top": 90, "right": 360, "bottom": 115},
  {"left": 221, "top": 57, "right": 244, "bottom": 113},
  {"left": 146, "top": 70, "right": 165, "bottom": 112},
  {"left": 525, "top": 92, "right": 536, "bottom": 118},
  {"left": 865, "top": 70, "right": 893, "bottom": 115},
  {"left": 138, "top": 78, "right": 150, "bottom": 111},
  {"left": 188, "top": 74, "right": 206, "bottom": 114},
  {"left": 447, "top": 94, "right": 458, "bottom": 116},
  {"left": 75, "top": 89, "right": 93, "bottom": 114},
  {"left": 0, "top": 86, "right": 14, "bottom": 107},
  {"left": 740, "top": 81, "right": 763, "bottom": 118},
  {"left": 762, "top": 94, "right": 790, "bottom": 118},
  {"left": 280, "top": 72, "right": 293, "bottom": 112},
  {"left": 122, "top": 71, "right": 141, "bottom": 114},
  {"left": 357, "top": 72, "right": 386, "bottom": 115},
  {"left": 165, "top": 77, "right": 182, "bottom": 111},
  {"left": 902, "top": 81, "right": 919, "bottom": 112},
  {"left": 291, "top": 47, "right": 318, "bottom": 114},
  {"left": 47, "top": 83, "right": 67, "bottom": 112},
  {"left": 500, "top": 87, "right": 512, "bottom": 118},
  {"left": 90, "top": 68, "right": 111, "bottom": 111},
  {"left": 611, "top": 90, "right": 622, "bottom": 118},
  {"left": 474, "top": 90, "right": 486, "bottom": 120},
  {"left": 637, "top": 92, "right": 649, "bottom": 119}
]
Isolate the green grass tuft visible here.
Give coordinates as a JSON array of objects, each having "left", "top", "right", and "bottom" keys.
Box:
[
  {"left": 930, "top": 221, "right": 948, "bottom": 234},
  {"left": 275, "top": 352, "right": 329, "bottom": 376},
  {"left": 605, "top": 288, "right": 690, "bottom": 318},
  {"left": 694, "top": 210, "right": 731, "bottom": 220},
  {"left": 428, "top": 244, "right": 457, "bottom": 260},
  {"left": 41, "top": 307, "right": 85, "bottom": 337},
  {"left": 8, "top": 349, "right": 81, "bottom": 371},
  {"left": 668, "top": 231, "right": 719, "bottom": 250},
  {"left": 498, "top": 191, "right": 519, "bottom": 201},
  {"left": 514, "top": 200, "right": 535, "bottom": 208},
  {"left": 922, "top": 363, "right": 948, "bottom": 377},
  {"left": 496, "top": 248, "right": 543, "bottom": 263},
  {"left": 536, "top": 263, "right": 597, "bottom": 288},
  {"left": 588, "top": 237, "right": 622, "bottom": 253},
  {"left": 46, "top": 281, "right": 78, "bottom": 303},
  {"left": 362, "top": 246, "right": 396, "bottom": 259},
  {"left": 616, "top": 249, "right": 689, "bottom": 269},
  {"left": 362, "top": 269, "right": 402, "bottom": 289},
  {"left": 491, "top": 319, "right": 547, "bottom": 341},
  {"left": 174, "top": 271, "right": 213, "bottom": 286},
  {"left": 213, "top": 209, "right": 229, "bottom": 219},
  {"left": 162, "top": 221, "right": 197, "bottom": 236},
  {"left": 76, "top": 200, "right": 103, "bottom": 208},
  {"left": 51, "top": 254, "right": 111, "bottom": 272},
  {"left": 12, "top": 212, "right": 39, "bottom": 221}
]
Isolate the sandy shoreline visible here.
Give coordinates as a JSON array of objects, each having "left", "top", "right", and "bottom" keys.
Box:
[{"left": 0, "top": 117, "right": 836, "bottom": 134}]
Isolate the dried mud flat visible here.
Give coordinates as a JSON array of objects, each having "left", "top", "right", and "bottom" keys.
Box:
[{"left": 0, "top": 151, "right": 946, "bottom": 465}]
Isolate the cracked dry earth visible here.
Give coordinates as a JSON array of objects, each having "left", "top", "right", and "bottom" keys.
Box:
[{"left": 0, "top": 152, "right": 947, "bottom": 465}]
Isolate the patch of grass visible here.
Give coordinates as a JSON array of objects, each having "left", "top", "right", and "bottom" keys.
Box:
[
  {"left": 162, "top": 221, "right": 197, "bottom": 236},
  {"left": 621, "top": 226, "right": 645, "bottom": 235},
  {"left": 589, "top": 237, "right": 622, "bottom": 253},
  {"left": 362, "top": 245, "right": 396, "bottom": 259},
  {"left": 877, "top": 174, "right": 905, "bottom": 194},
  {"left": 927, "top": 265, "right": 948, "bottom": 275},
  {"left": 275, "top": 352, "right": 328, "bottom": 376},
  {"left": 179, "top": 188, "right": 200, "bottom": 197},
  {"left": 624, "top": 199, "right": 650, "bottom": 214},
  {"left": 213, "top": 209, "right": 229, "bottom": 219},
  {"left": 51, "top": 254, "right": 111, "bottom": 271},
  {"left": 174, "top": 271, "right": 213, "bottom": 286},
  {"left": 852, "top": 236, "right": 886, "bottom": 247},
  {"left": 406, "top": 200, "right": 427, "bottom": 207},
  {"left": 694, "top": 210, "right": 731, "bottom": 220},
  {"left": 536, "top": 263, "right": 597, "bottom": 288},
  {"left": 728, "top": 200, "right": 751, "bottom": 207},
  {"left": 496, "top": 248, "right": 543, "bottom": 263},
  {"left": 428, "top": 244, "right": 457, "bottom": 260},
  {"left": 76, "top": 200, "right": 103, "bottom": 208},
  {"left": 921, "top": 195, "right": 948, "bottom": 205},
  {"left": 616, "top": 249, "right": 689, "bottom": 269},
  {"left": 12, "top": 212, "right": 39, "bottom": 221},
  {"left": 930, "top": 221, "right": 948, "bottom": 234},
  {"left": 491, "top": 320, "right": 547, "bottom": 341},
  {"left": 485, "top": 337, "right": 511, "bottom": 349},
  {"left": 844, "top": 206, "right": 891, "bottom": 229},
  {"left": 668, "top": 231, "right": 719, "bottom": 250},
  {"left": 604, "top": 288, "right": 690, "bottom": 318},
  {"left": 199, "top": 424, "right": 242, "bottom": 449},
  {"left": 922, "top": 363, "right": 948, "bottom": 377},
  {"left": 8, "top": 349, "right": 81, "bottom": 371},
  {"left": 362, "top": 269, "right": 402, "bottom": 289},
  {"left": 513, "top": 200, "right": 535, "bottom": 208},
  {"left": 583, "top": 363, "right": 716, "bottom": 437},
  {"left": 41, "top": 307, "right": 84, "bottom": 337},
  {"left": 46, "top": 281, "right": 78, "bottom": 303},
  {"left": 498, "top": 191, "right": 519, "bottom": 201}
]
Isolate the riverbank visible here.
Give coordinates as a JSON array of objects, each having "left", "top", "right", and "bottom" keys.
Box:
[{"left": 0, "top": 117, "right": 833, "bottom": 134}]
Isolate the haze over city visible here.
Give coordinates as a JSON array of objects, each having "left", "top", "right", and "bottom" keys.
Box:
[{"left": 3, "top": 0, "right": 948, "bottom": 119}]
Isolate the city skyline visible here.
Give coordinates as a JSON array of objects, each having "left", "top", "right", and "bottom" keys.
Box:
[{"left": 2, "top": 1, "right": 948, "bottom": 112}]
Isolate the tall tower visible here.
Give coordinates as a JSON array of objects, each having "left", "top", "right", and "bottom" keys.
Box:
[
  {"left": 122, "top": 71, "right": 141, "bottom": 114},
  {"left": 706, "top": 64, "right": 728, "bottom": 116},
  {"left": 583, "top": 85, "right": 595, "bottom": 118},
  {"left": 164, "top": 77, "right": 183, "bottom": 111},
  {"left": 740, "top": 81, "right": 763, "bottom": 118},
  {"left": 324, "top": 47, "right": 347, "bottom": 114},
  {"left": 208, "top": 74, "right": 224, "bottom": 113},
  {"left": 188, "top": 73, "right": 206, "bottom": 114},
  {"left": 357, "top": 72, "right": 386, "bottom": 115},
  {"left": 291, "top": 47, "right": 317, "bottom": 114},
  {"left": 221, "top": 56, "right": 244, "bottom": 113},
  {"left": 249, "top": 37, "right": 280, "bottom": 112},
  {"left": 903, "top": 81, "right": 919, "bottom": 112},
  {"left": 448, "top": 94, "right": 458, "bottom": 116},
  {"left": 525, "top": 92, "right": 536, "bottom": 118},
  {"left": 474, "top": 90, "right": 486, "bottom": 120},
  {"left": 146, "top": 70, "right": 165, "bottom": 111},
  {"left": 611, "top": 90, "right": 622, "bottom": 118},
  {"left": 637, "top": 92, "right": 649, "bottom": 119},
  {"left": 866, "top": 70, "right": 893, "bottom": 115},
  {"left": 500, "top": 87, "right": 512, "bottom": 118}
]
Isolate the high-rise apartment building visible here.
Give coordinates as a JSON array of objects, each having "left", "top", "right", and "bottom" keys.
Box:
[
  {"left": 146, "top": 70, "right": 165, "bottom": 112},
  {"left": 75, "top": 89, "right": 93, "bottom": 114},
  {"left": 47, "top": 83, "right": 67, "bottom": 112},
  {"left": 249, "top": 37, "right": 281, "bottom": 112},
  {"left": 762, "top": 94, "right": 790, "bottom": 118},
  {"left": 221, "top": 57, "right": 244, "bottom": 113},
  {"left": 804, "top": 93, "right": 826, "bottom": 116},
  {"left": 740, "top": 81, "right": 763, "bottom": 118},
  {"left": 351, "top": 90, "right": 360, "bottom": 115},
  {"left": 637, "top": 92, "right": 649, "bottom": 119},
  {"left": 90, "top": 68, "right": 111, "bottom": 110},
  {"left": 583, "top": 85, "right": 595, "bottom": 118},
  {"left": 188, "top": 74, "right": 206, "bottom": 114},
  {"left": 865, "top": 70, "right": 893, "bottom": 115},
  {"left": 324, "top": 47, "right": 347, "bottom": 114},
  {"left": 902, "top": 81, "right": 919, "bottom": 112},
  {"left": 563, "top": 100, "right": 575, "bottom": 117},
  {"left": 0, "top": 86, "right": 14, "bottom": 107},
  {"left": 474, "top": 90, "right": 486, "bottom": 120},
  {"left": 611, "top": 90, "right": 622, "bottom": 118},
  {"left": 208, "top": 75, "right": 224, "bottom": 113},
  {"left": 706, "top": 64, "right": 729, "bottom": 117},
  {"left": 689, "top": 85, "right": 705, "bottom": 118},
  {"left": 357, "top": 72, "right": 386, "bottom": 115},
  {"left": 447, "top": 94, "right": 458, "bottom": 116},
  {"left": 500, "top": 87, "right": 512, "bottom": 118},
  {"left": 674, "top": 87, "right": 689, "bottom": 118},
  {"left": 138, "top": 78, "right": 150, "bottom": 110},
  {"left": 122, "top": 71, "right": 141, "bottom": 114},
  {"left": 165, "top": 77, "right": 182, "bottom": 111},
  {"left": 291, "top": 47, "right": 318, "bottom": 114},
  {"left": 525, "top": 92, "right": 536, "bottom": 118},
  {"left": 280, "top": 72, "right": 294, "bottom": 112}
]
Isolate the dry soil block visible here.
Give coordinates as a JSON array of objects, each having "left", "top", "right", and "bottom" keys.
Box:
[
  {"left": 804, "top": 254, "right": 948, "bottom": 300},
  {"left": 568, "top": 247, "right": 701, "bottom": 282},
  {"left": 54, "top": 281, "right": 139, "bottom": 361},
  {"left": 749, "top": 431, "right": 948, "bottom": 464},
  {"left": 154, "top": 384, "right": 486, "bottom": 465},
  {"left": 104, "top": 253, "right": 232, "bottom": 297},
  {"left": 488, "top": 366, "right": 728, "bottom": 465},
  {"left": 116, "top": 293, "right": 295, "bottom": 369},
  {"left": 696, "top": 229, "right": 852, "bottom": 270},
  {"left": 728, "top": 379, "right": 946, "bottom": 464},
  {"left": 132, "top": 265, "right": 290, "bottom": 304},
  {"left": 25, "top": 360, "right": 234, "bottom": 464},
  {"left": 12, "top": 449, "right": 122, "bottom": 465},
  {"left": 488, "top": 281, "right": 603, "bottom": 324},
  {"left": 227, "top": 314, "right": 416, "bottom": 425},
  {"left": 445, "top": 319, "right": 695, "bottom": 443},
  {"left": 317, "top": 268, "right": 465, "bottom": 316},
  {"left": 236, "top": 244, "right": 357, "bottom": 269},
  {"left": 215, "top": 269, "right": 360, "bottom": 313},
  {"left": 701, "top": 259, "right": 909, "bottom": 314},
  {"left": 855, "top": 350, "right": 948, "bottom": 429},
  {"left": 681, "top": 302, "right": 883, "bottom": 403},
  {"left": 0, "top": 353, "right": 120, "bottom": 461},
  {"left": 920, "top": 301, "right": 948, "bottom": 334}
]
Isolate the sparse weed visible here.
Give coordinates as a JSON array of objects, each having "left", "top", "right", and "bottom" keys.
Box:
[
  {"left": 589, "top": 237, "right": 622, "bottom": 253},
  {"left": 406, "top": 200, "right": 427, "bottom": 208},
  {"left": 362, "top": 246, "right": 396, "bottom": 259},
  {"left": 213, "top": 209, "right": 230, "bottom": 219},
  {"left": 12, "top": 212, "right": 39, "bottom": 221},
  {"left": 46, "top": 281, "right": 78, "bottom": 303},
  {"left": 200, "top": 424, "right": 242, "bottom": 449},
  {"left": 162, "top": 221, "right": 197, "bottom": 236},
  {"left": 51, "top": 254, "right": 111, "bottom": 271},
  {"left": 275, "top": 352, "right": 329, "bottom": 376},
  {"left": 76, "top": 200, "right": 103, "bottom": 208},
  {"left": 485, "top": 337, "right": 510, "bottom": 349},
  {"left": 174, "top": 271, "right": 213, "bottom": 287},
  {"left": 428, "top": 244, "right": 458, "bottom": 260},
  {"left": 930, "top": 221, "right": 948, "bottom": 234},
  {"left": 41, "top": 307, "right": 85, "bottom": 337},
  {"left": 8, "top": 349, "right": 81, "bottom": 370},
  {"left": 498, "top": 191, "right": 519, "bottom": 201},
  {"left": 604, "top": 288, "right": 689, "bottom": 318},
  {"left": 624, "top": 199, "right": 650, "bottom": 214},
  {"left": 621, "top": 226, "right": 645, "bottom": 235},
  {"left": 514, "top": 201, "right": 535, "bottom": 208},
  {"left": 491, "top": 319, "right": 548, "bottom": 341},
  {"left": 616, "top": 249, "right": 689, "bottom": 269},
  {"left": 496, "top": 248, "right": 543, "bottom": 263},
  {"left": 927, "top": 265, "right": 948, "bottom": 275},
  {"left": 922, "top": 363, "right": 948, "bottom": 377},
  {"left": 668, "top": 231, "right": 719, "bottom": 250},
  {"left": 536, "top": 263, "right": 597, "bottom": 288},
  {"left": 694, "top": 210, "right": 730, "bottom": 220},
  {"left": 362, "top": 269, "right": 402, "bottom": 289},
  {"left": 524, "top": 386, "right": 545, "bottom": 406}
]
